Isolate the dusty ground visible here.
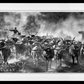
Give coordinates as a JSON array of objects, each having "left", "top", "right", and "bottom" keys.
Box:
[{"left": 0, "top": 55, "right": 84, "bottom": 73}]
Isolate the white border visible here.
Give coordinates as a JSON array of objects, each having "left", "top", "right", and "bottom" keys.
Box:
[
  {"left": 1, "top": 73, "right": 84, "bottom": 81},
  {"left": 0, "top": 3, "right": 84, "bottom": 12},
  {"left": 0, "top": 3, "right": 84, "bottom": 81}
]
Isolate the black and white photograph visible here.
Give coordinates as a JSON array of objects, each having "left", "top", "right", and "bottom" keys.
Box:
[
  {"left": 1, "top": 11, "right": 84, "bottom": 73},
  {"left": 0, "top": 3, "right": 84, "bottom": 81}
]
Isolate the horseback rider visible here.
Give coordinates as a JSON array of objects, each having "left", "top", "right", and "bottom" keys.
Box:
[{"left": 9, "top": 27, "right": 20, "bottom": 36}]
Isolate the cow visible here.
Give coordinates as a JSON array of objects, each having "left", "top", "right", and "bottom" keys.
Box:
[
  {"left": 54, "top": 38, "right": 73, "bottom": 66},
  {"left": 28, "top": 37, "right": 55, "bottom": 71},
  {"left": 0, "top": 40, "right": 11, "bottom": 65},
  {"left": 68, "top": 41, "right": 82, "bottom": 64},
  {"left": 38, "top": 43, "right": 55, "bottom": 71},
  {"left": 70, "top": 43, "right": 81, "bottom": 64},
  {"left": 13, "top": 43, "right": 28, "bottom": 59},
  {"left": 21, "top": 36, "right": 34, "bottom": 56},
  {"left": 5, "top": 35, "right": 29, "bottom": 60},
  {"left": 79, "top": 43, "right": 84, "bottom": 62},
  {"left": 0, "top": 47, "right": 11, "bottom": 65},
  {"left": 31, "top": 43, "right": 44, "bottom": 65},
  {"left": 56, "top": 40, "right": 81, "bottom": 67},
  {"left": 0, "top": 39, "right": 6, "bottom": 48}
]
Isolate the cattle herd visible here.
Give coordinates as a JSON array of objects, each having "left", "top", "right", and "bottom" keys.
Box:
[{"left": 0, "top": 27, "right": 84, "bottom": 72}]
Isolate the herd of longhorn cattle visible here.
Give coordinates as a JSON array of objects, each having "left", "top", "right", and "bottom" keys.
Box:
[{"left": 0, "top": 27, "right": 84, "bottom": 72}]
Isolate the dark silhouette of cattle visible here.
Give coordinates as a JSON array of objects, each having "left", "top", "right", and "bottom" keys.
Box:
[
  {"left": 0, "top": 47, "right": 11, "bottom": 64},
  {"left": 56, "top": 41, "right": 81, "bottom": 66},
  {"left": 0, "top": 39, "right": 11, "bottom": 64},
  {"left": 71, "top": 44, "right": 80, "bottom": 64},
  {"left": 40, "top": 45, "right": 55, "bottom": 71},
  {"left": 0, "top": 40, "right": 6, "bottom": 48}
]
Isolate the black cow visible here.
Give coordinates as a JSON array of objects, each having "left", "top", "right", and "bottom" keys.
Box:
[
  {"left": 43, "top": 47, "right": 54, "bottom": 61},
  {"left": 0, "top": 47, "right": 11, "bottom": 64},
  {"left": 71, "top": 44, "right": 81, "bottom": 64},
  {"left": 0, "top": 39, "right": 6, "bottom": 48},
  {"left": 0, "top": 40, "right": 11, "bottom": 64},
  {"left": 40, "top": 45, "right": 55, "bottom": 71}
]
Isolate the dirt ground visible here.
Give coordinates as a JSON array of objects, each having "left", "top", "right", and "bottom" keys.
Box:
[{"left": 0, "top": 55, "right": 84, "bottom": 73}]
